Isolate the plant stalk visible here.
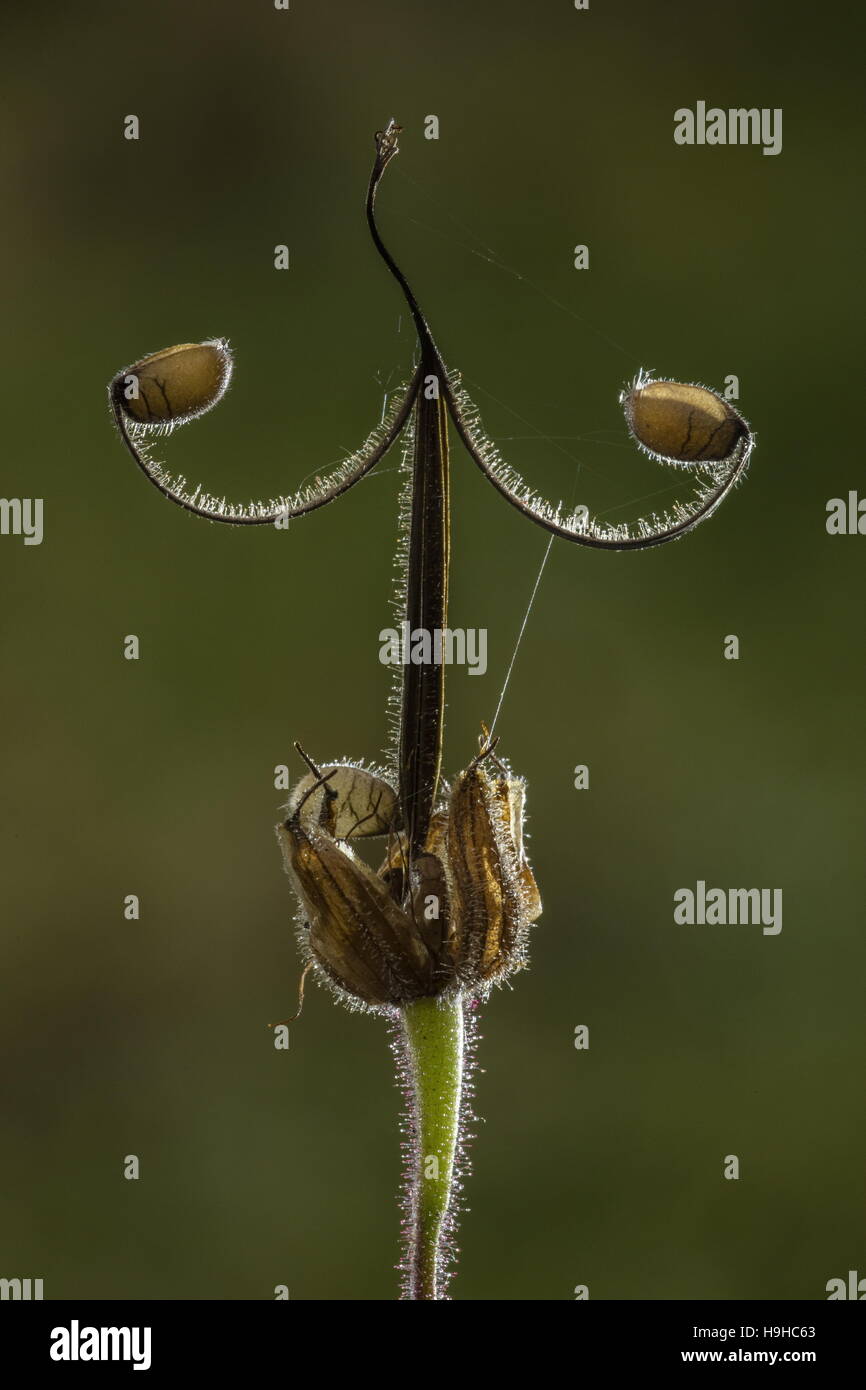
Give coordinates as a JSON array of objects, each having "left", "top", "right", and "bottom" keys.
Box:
[
  {"left": 368, "top": 121, "right": 465, "bottom": 1300},
  {"left": 400, "top": 994, "right": 465, "bottom": 1300}
]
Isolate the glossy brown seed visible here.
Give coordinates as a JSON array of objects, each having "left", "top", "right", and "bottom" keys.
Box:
[
  {"left": 114, "top": 340, "right": 232, "bottom": 427},
  {"left": 622, "top": 377, "right": 747, "bottom": 464},
  {"left": 288, "top": 764, "right": 398, "bottom": 840}
]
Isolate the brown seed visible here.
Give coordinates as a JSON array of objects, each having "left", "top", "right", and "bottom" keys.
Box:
[
  {"left": 622, "top": 376, "right": 747, "bottom": 464},
  {"left": 113, "top": 340, "right": 232, "bottom": 427},
  {"left": 288, "top": 764, "right": 398, "bottom": 839}
]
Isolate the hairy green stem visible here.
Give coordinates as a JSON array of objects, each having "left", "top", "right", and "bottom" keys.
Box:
[{"left": 400, "top": 995, "right": 465, "bottom": 1300}]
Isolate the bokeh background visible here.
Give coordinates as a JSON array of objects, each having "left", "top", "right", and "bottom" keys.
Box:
[{"left": 1, "top": 0, "right": 862, "bottom": 1300}]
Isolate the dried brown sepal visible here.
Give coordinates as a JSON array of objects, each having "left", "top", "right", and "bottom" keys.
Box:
[
  {"left": 278, "top": 817, "right": 434, "bottom": 1008},
  {"left": 444, "top": 760, "right": 540, "bottom": 986},
  {"left": 501, "top": 776, "right": 543, "bottom": 924}
]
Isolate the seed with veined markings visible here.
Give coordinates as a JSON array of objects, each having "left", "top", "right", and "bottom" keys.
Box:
[
  {"left": 287, "top": 763, "right": 399, "bottom": 839},
  {"left": 111, "top": 340, "right": 232, "bottom": 427},
  {"left": 621, "top": 375, "right": 748, "bottom": 465}
]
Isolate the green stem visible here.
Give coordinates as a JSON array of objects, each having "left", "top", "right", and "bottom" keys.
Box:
[{"left": 400, "top": 994, "right": 465, "bottom": 1300}]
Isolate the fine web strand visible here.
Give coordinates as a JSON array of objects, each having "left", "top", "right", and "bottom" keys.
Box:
[
  {"left": 391, "top": 167, "right": 639, "bottom": 362},
  {"left": 488, "top": 532, "right": 555, "bottom": 740}
]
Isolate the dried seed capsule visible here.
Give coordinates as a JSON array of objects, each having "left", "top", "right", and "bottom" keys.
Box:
[
  {"left": 621, "top": 375, "right": 747, "bottom": 465},
  {"left": 278, "top": 741, "right": 541, "bottom": 1009},
  {"left": 112, "top": 339, "right": 232, "bottom": 427},
  {"left": 288, "top": 763, "right": 398, "bottom": 839}
]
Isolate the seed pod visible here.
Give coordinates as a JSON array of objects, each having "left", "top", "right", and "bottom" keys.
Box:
[
  {"left": 279, "top": 741, "right": 541, "bottom": 1009},
  {"left": 278, "top": 817, "right": 434, "bottom": 1008},
  {"left": 288, "top": 763, "right": 399, "bottom": 839},
  {"left": 111, "top": 339, "right": 232, "bottom": 428},
  {"left": 621, "top": 374, "right": 748, "bottom": 465}
]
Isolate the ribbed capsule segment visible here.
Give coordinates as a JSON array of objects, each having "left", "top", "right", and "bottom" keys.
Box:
[
  {"left": 112, "top": 339, "right": 232, "bottom": 427},
  {"left": 621, "top": 376, "right": 748, "bottom": 465}
]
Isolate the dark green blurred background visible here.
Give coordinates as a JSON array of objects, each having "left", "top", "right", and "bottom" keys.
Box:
[{"left": 1, "top": 0, "right": 862, "bottom": 1300}]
